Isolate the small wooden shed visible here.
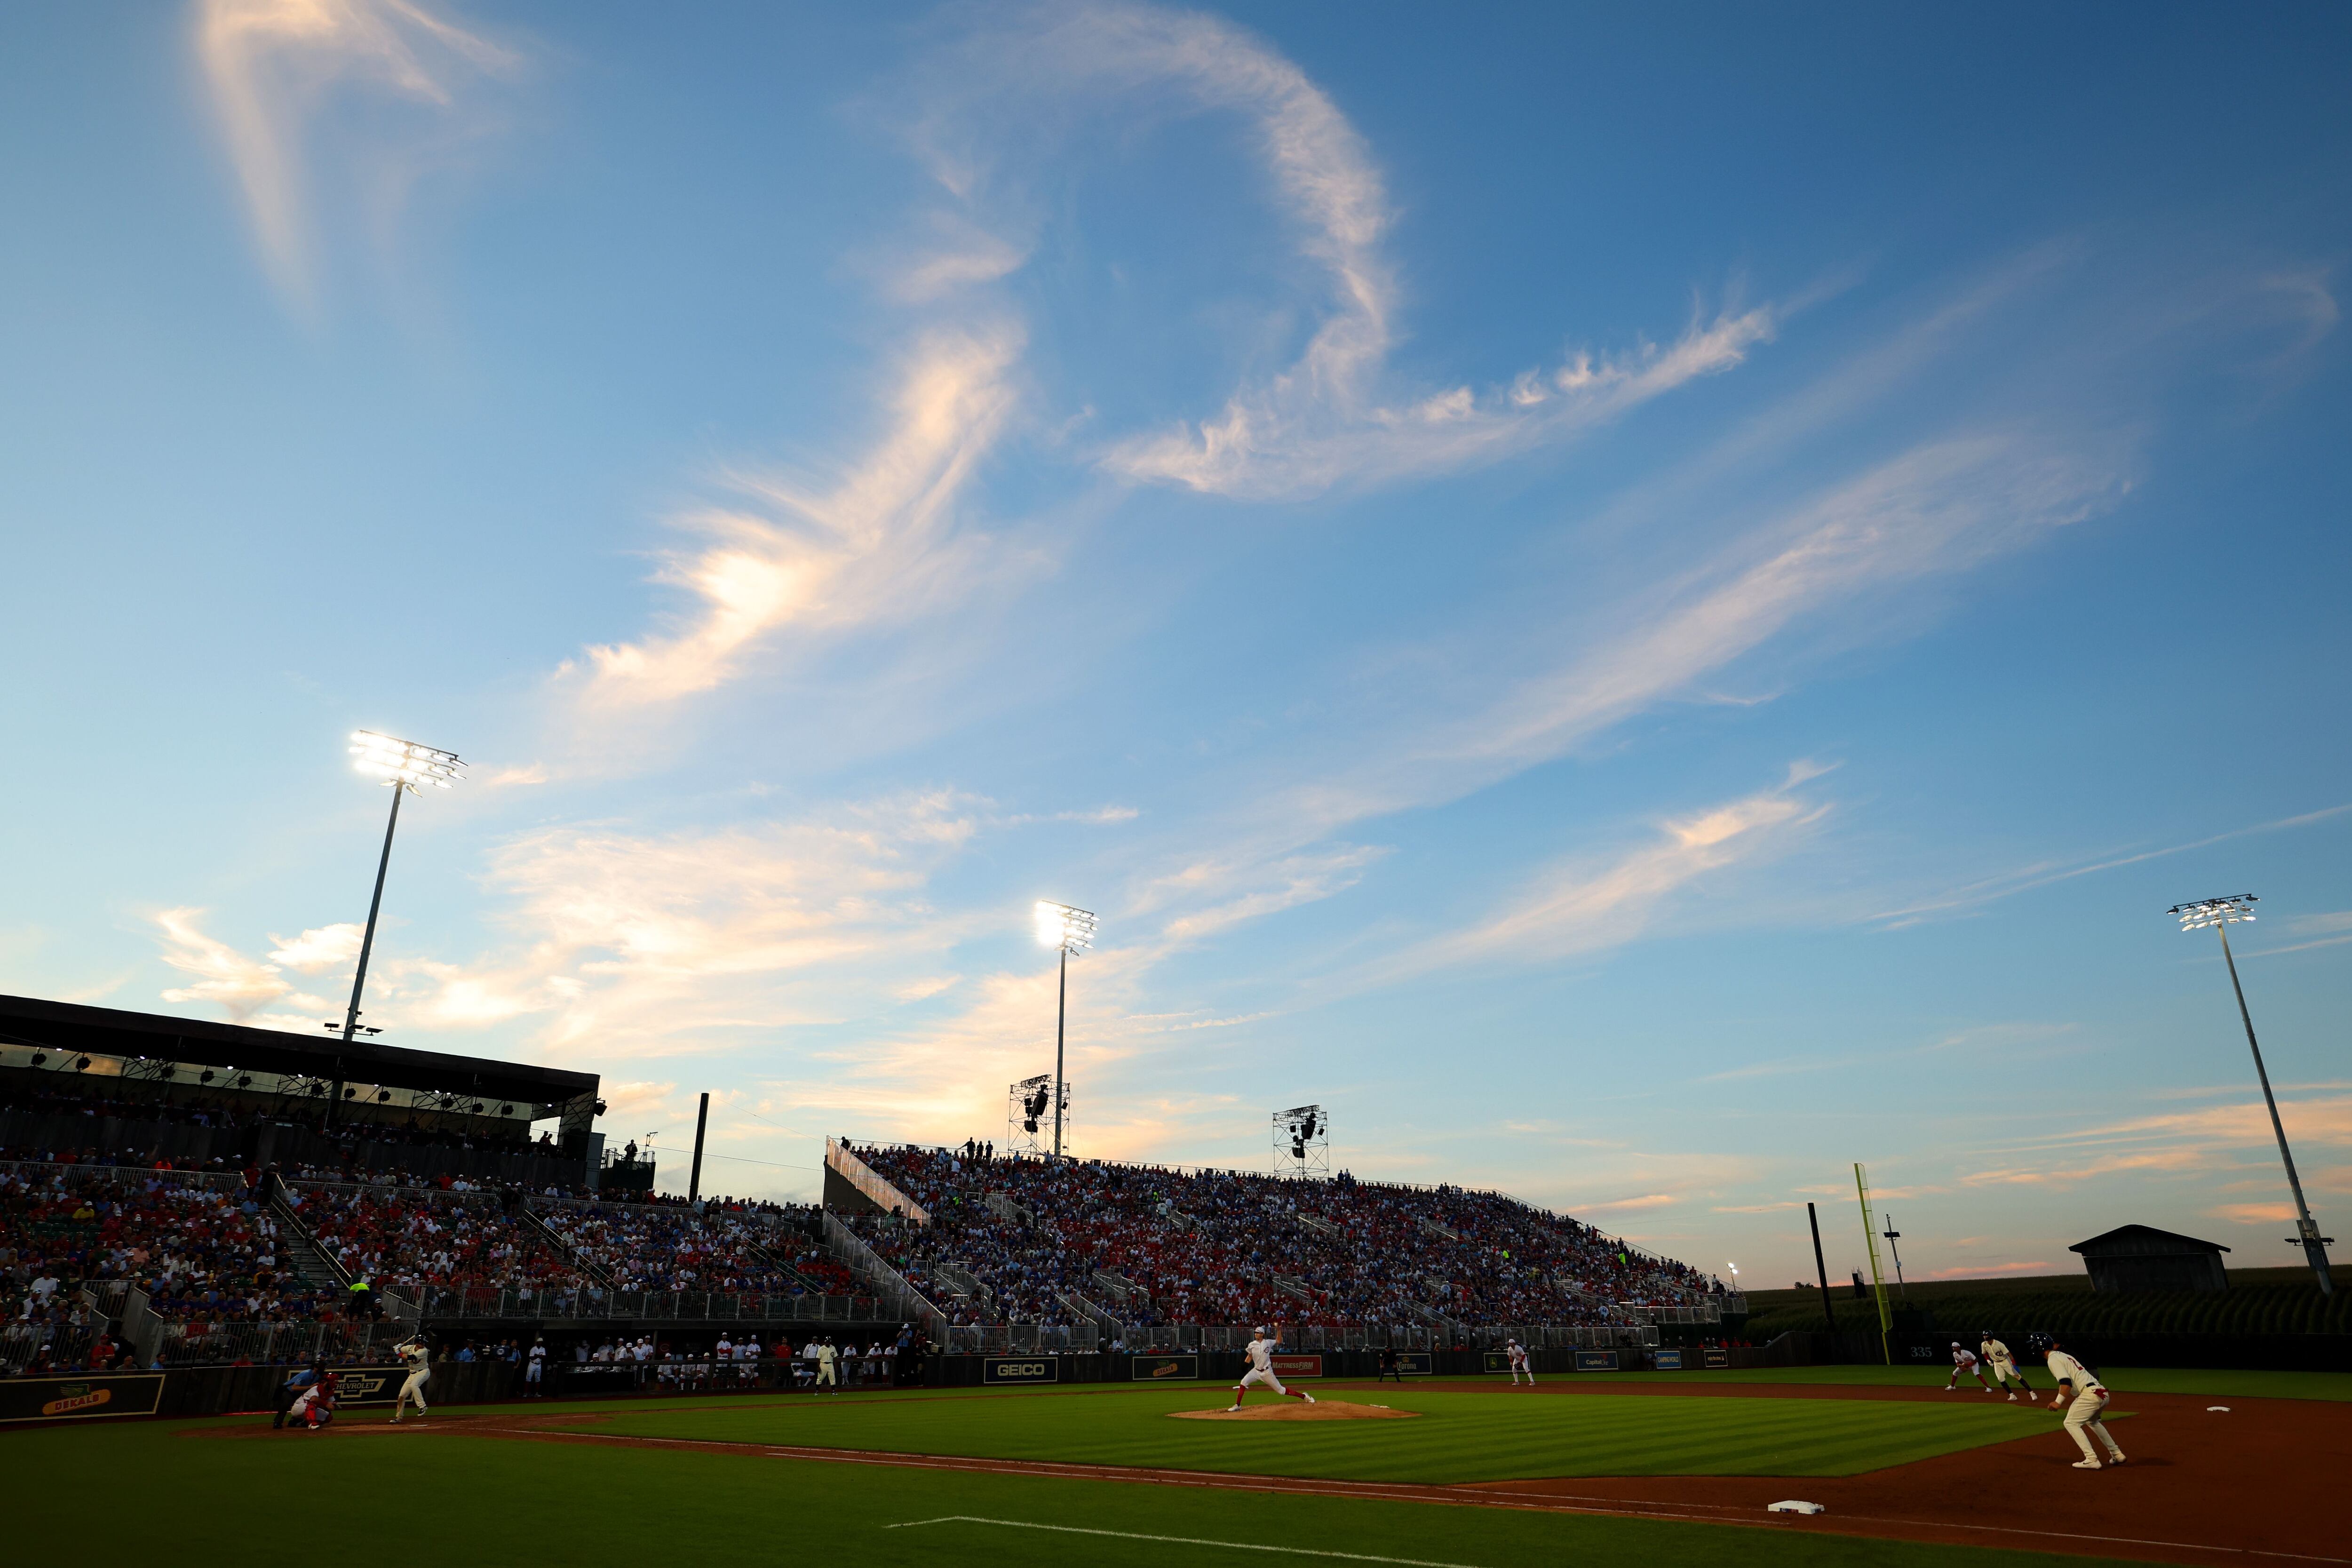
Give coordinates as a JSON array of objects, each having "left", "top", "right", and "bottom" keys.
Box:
[{"left": 2070, "top": 1224, "right": 2230, "bottom": 1294}]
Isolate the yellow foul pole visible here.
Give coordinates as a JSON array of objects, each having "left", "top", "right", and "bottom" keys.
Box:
[{"left": 1855, "top": 1162, "right": 1893, "bottom": 1365}]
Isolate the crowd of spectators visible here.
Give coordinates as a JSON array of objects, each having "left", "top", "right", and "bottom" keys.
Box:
[
  {"left": 535, "top": 1201, "right": 812, "bottom": 1293},
  {"left": 845, "top": 1143, "right": 1722, "bottom": 1330},
  {"left": 2, "top": 1163, "right": 336, "bottom": 1340},
  {"left": 294, "top": 1185, "right": 568, "bottom": 1296}
]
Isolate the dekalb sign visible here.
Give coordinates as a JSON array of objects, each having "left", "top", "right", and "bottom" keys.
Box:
[{"left": 981, "top": 1357, "right": 1058, "bottom": 1385}]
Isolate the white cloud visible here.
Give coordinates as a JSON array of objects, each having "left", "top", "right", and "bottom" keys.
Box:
[
  {"left": 908, "top": 1, "right": 1773, "bottom": 501},
  {"left": 195, "top": 0, "right": 517, "bottom": 309},
  {"left": 266, "top": 922, "right": 364, "bottom": 972},
  {"left": 563, "top": 327, "right": 1026, "bottom": 709},
  {"left": 1401, "top": 767, "right": 1828, "bottom": 975},
  {"left": 157, "top": 907, "right": 291, "bottom": 1019}
]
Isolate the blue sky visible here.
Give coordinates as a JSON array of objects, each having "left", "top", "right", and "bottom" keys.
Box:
[{"left": 3, "top": 1, "right": 2348, "bottom": 1291}]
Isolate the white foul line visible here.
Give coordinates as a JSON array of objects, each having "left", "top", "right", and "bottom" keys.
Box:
[{"left": 887, "top": 1515, "right": 1487, "bottom": 1566}]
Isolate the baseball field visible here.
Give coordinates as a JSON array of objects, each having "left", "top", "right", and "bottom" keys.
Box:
[{"left": 11, "top": 1366, "right": 2347, "bottom": 1567}]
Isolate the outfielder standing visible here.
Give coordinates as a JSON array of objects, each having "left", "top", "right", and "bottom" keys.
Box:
[
  {"left": 1506, "top": 1338, "right": 1535, "bottom": 1385},
  {"left": 391, "top": 1336, "right": 432, "bottom": 1423},
  {"left": 2045, "top": 1339, "right": 2125, "bottom": 1470},
  {"left": 1226, "top": 1325, "right": 1315, "bottom": 1411},
  {"left": 1979, "top": 1332, "right": 2036, "bottom": 1402}
]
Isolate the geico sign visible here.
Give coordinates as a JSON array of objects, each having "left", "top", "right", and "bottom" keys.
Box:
[{"left": 992, "top": 1362, "right": 1051, "bottom": 1377}]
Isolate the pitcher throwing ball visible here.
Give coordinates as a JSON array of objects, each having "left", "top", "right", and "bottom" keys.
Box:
[
  {"left": 391, "top": 1336, "right": 432, "bottom": 1423},
  {"left": 1227, "top": 1325, "right": 1315, "bottom": 1411}
]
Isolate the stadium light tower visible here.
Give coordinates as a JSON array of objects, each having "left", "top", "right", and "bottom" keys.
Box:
[
  {"left": 2170, "top": 895, "right": 2334, "bottom": 1297},
  {"left": 330, "top": 732, "right": 462, "bottom": 1119},
  {"left": 1034, "top": 900, "right": 1096, "bottom": 1160}
]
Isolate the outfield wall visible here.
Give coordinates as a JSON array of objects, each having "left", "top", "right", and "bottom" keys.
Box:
[{"left": 1766, "top": 1328, "right": 2352, "bottom": 1372}]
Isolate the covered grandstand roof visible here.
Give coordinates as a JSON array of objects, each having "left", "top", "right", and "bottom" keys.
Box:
[{"left": 0, "top": 993, "right": 594, "bottom": 1111}]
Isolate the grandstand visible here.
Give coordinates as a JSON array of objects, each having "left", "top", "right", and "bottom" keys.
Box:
[
  {"left": 1, "top": 990, "right": 1737, "bottom": 1381},
  {"left": 825, "top": 1138, "right": 1738, "bottom": 1355},
  {"left": 0, "top": 995, "right": 890, "bottom": 1377}
]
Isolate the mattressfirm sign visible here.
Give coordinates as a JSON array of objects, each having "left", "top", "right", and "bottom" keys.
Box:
[
  {"left": 1269, "top": 1353, "right": 1322, "bottom": 1378},
  {"left": 982, "top": 1357, "right": 1058, "bottom": 1385},
  {"left": 1573, "top": 1350, "right": 1621, "bottom": 1372},
  {"left": 1131, "top": 1354, "right": 1198, "bottom": 1381},
  {"left": 0, "top": 1374, "right": 165, "bottom": 1424}
]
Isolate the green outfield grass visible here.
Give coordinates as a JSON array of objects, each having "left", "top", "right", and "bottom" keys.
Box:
[
  {"left": 591, "top": 1382, "right": 2050, "bottom": 1481},
  {"left": 1559, "top": 1365, "right": 2352, "bottom": 1400},
  {"left": 7, "top": 1411, "right": 2145, "bottom": 1568}
]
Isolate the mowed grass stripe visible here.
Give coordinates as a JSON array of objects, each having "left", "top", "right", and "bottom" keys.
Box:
[
  {"left": 9, "top": 1415, "right": 2127, "bottom": 1568},
  {"left": 591, "top": 1386, "right": 2048, "bottom": 1480}
]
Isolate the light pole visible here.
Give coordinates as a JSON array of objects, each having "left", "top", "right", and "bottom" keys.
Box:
[
  {"left": 331, "top": 732, "right": 462, "bottom": 1122},
  {"left": 2169, "top": 894, "right": 2334, "bottom": 1297},
  {"left": 1034, "top": 900, "right": 1096, "bottom": 1160},
  {"left": 1882, "top": 1215, "right": 1908, "bottom": 1301}
]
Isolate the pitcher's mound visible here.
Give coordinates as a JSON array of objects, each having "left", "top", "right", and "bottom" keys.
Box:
[{"left": 1171, "top": 1400, "right": 1419, "bottom": 1422}]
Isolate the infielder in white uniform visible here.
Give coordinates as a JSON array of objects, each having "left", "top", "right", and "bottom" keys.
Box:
[
  {"left": 1506, "top": 1338, "right": 1535, "bottom": 1385},
  {"left": 1944, "top": 1342, "right": 1991, "bottom": 1392},
  {"left": 1226, "top": 1326, "right": 1315, "bottom": 1410},
  {"left": 1979, "top": 1333, "right": 2035, "bottom": 1402},
  {"left": 2045, "top": 1340, "right": 2125, "bottom": 1469},
  {"left": 391, "top": 1337, "right": 432, "bottom": 1422}
]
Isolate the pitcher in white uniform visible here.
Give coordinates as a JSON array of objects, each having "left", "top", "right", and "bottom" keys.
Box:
[
  {"left": 2045, "top": 1340, "right": 2125, "bottom": 1470},
  {"left": 1226, "top": 1326, "right": 1315, "bottom": 1411}
]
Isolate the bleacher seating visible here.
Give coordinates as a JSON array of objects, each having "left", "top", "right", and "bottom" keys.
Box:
[{"left": 844, "top": 1143, "right": 1718, "bottom": 1330}]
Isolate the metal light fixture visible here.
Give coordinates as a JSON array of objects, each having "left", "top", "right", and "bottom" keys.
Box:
[
  {"left": 329, "top": 730, "right": 463, "bottom": 1121},
  {"left": 2169, "top": 894, "right": 2334, "bottom": 1296},
  {"left": 1033, "top": 901, "right": 1096, "bottom": 1160}
]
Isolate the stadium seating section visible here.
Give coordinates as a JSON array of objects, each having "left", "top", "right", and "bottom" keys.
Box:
[{"left": 843, "top": 1142, "right": 1720, "bottom": 1329}]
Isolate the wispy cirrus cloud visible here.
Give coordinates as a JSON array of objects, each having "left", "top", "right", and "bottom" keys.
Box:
[
  {"left": 565, "top": 327, "right": 1028, "bottom": 710},
  {"left": 1399, "top": 765, "right": 1830, "bottom": 975},
  {"left": 906, "top": 1, "right": 1774, "bottom": 501},
  {"left": 195, "top": 0, "right": 517, "bottom": 310}
]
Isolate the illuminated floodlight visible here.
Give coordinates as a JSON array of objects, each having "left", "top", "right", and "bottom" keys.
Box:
[
  {"left": 1032, "top": 901, "right": 1097, "bottom": 1161},
  {"left": 350, "top": 730, "right": 463, "bottom": 791},
  {"left": 2170, "top": 894, "right": 2256, "bottom": 931},
  {"left": 2165, "top": 891, "right": 2333, "bottom": 1297},
  {"left": 1034, "top": 900, "right": 1097, "bottom": 955}
]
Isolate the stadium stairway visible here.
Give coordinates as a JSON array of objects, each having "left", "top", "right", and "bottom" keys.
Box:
[
  {"left": 518, "top": 1198, "right": 616, "bottom": 1288},
  {"left": 268, "top": 1185, "right": 351, "bottom": 1295}
]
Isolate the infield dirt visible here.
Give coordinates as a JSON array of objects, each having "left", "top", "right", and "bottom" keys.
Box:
[{"left": 1168, "top": 1400, "right": 1417, "bottom": 1421}]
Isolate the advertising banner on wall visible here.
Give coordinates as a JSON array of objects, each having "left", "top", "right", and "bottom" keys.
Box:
[
  {"left": 981, "top": 1357, "right": 1059, "bottom": 1385},
  {"left": 0, "top": 1374, "right": 165, "bottom": 1424},
  {"left": 1269, "top": 1353, "right": 1322, "bottom": 1378},
  {"left": 1386, "top": 1352, "right": 1434, "bottom": 1376},
  {"left": 1573, "top": 1349, "right": 1621, "bottom": 1372},
  {"left": 1131, "top": 1354, "right": 1199, "bottom": 1381},
  {"left": 1653, "top": 1348, "right": 1684, "bottom": 1370}
]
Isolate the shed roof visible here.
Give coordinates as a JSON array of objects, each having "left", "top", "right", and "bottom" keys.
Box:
[{"left": 2069, "top": 1223, "right": 2230, "bottom": 1257}]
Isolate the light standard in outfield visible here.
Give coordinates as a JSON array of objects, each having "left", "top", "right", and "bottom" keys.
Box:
[
  {"left": 1034, "top": 900, "right": 1097, "bottom": 1161},
  {"left": 2169, "top": 894, "right": 2334, "bottom": 1297},
  {"left": 328, "top": 732, "right": 463, "bottom": 1119}
]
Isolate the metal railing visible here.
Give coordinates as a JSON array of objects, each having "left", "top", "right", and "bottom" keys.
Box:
[
  {"left": 821, "top": 1210, "right": 948, "bottom": 1337},
  {"left": 825, "top": 1139, "right": 930, "bottom": 1224},
  {"left": 408, "top": 1285, "right": 871, "bottom": 1322}
]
